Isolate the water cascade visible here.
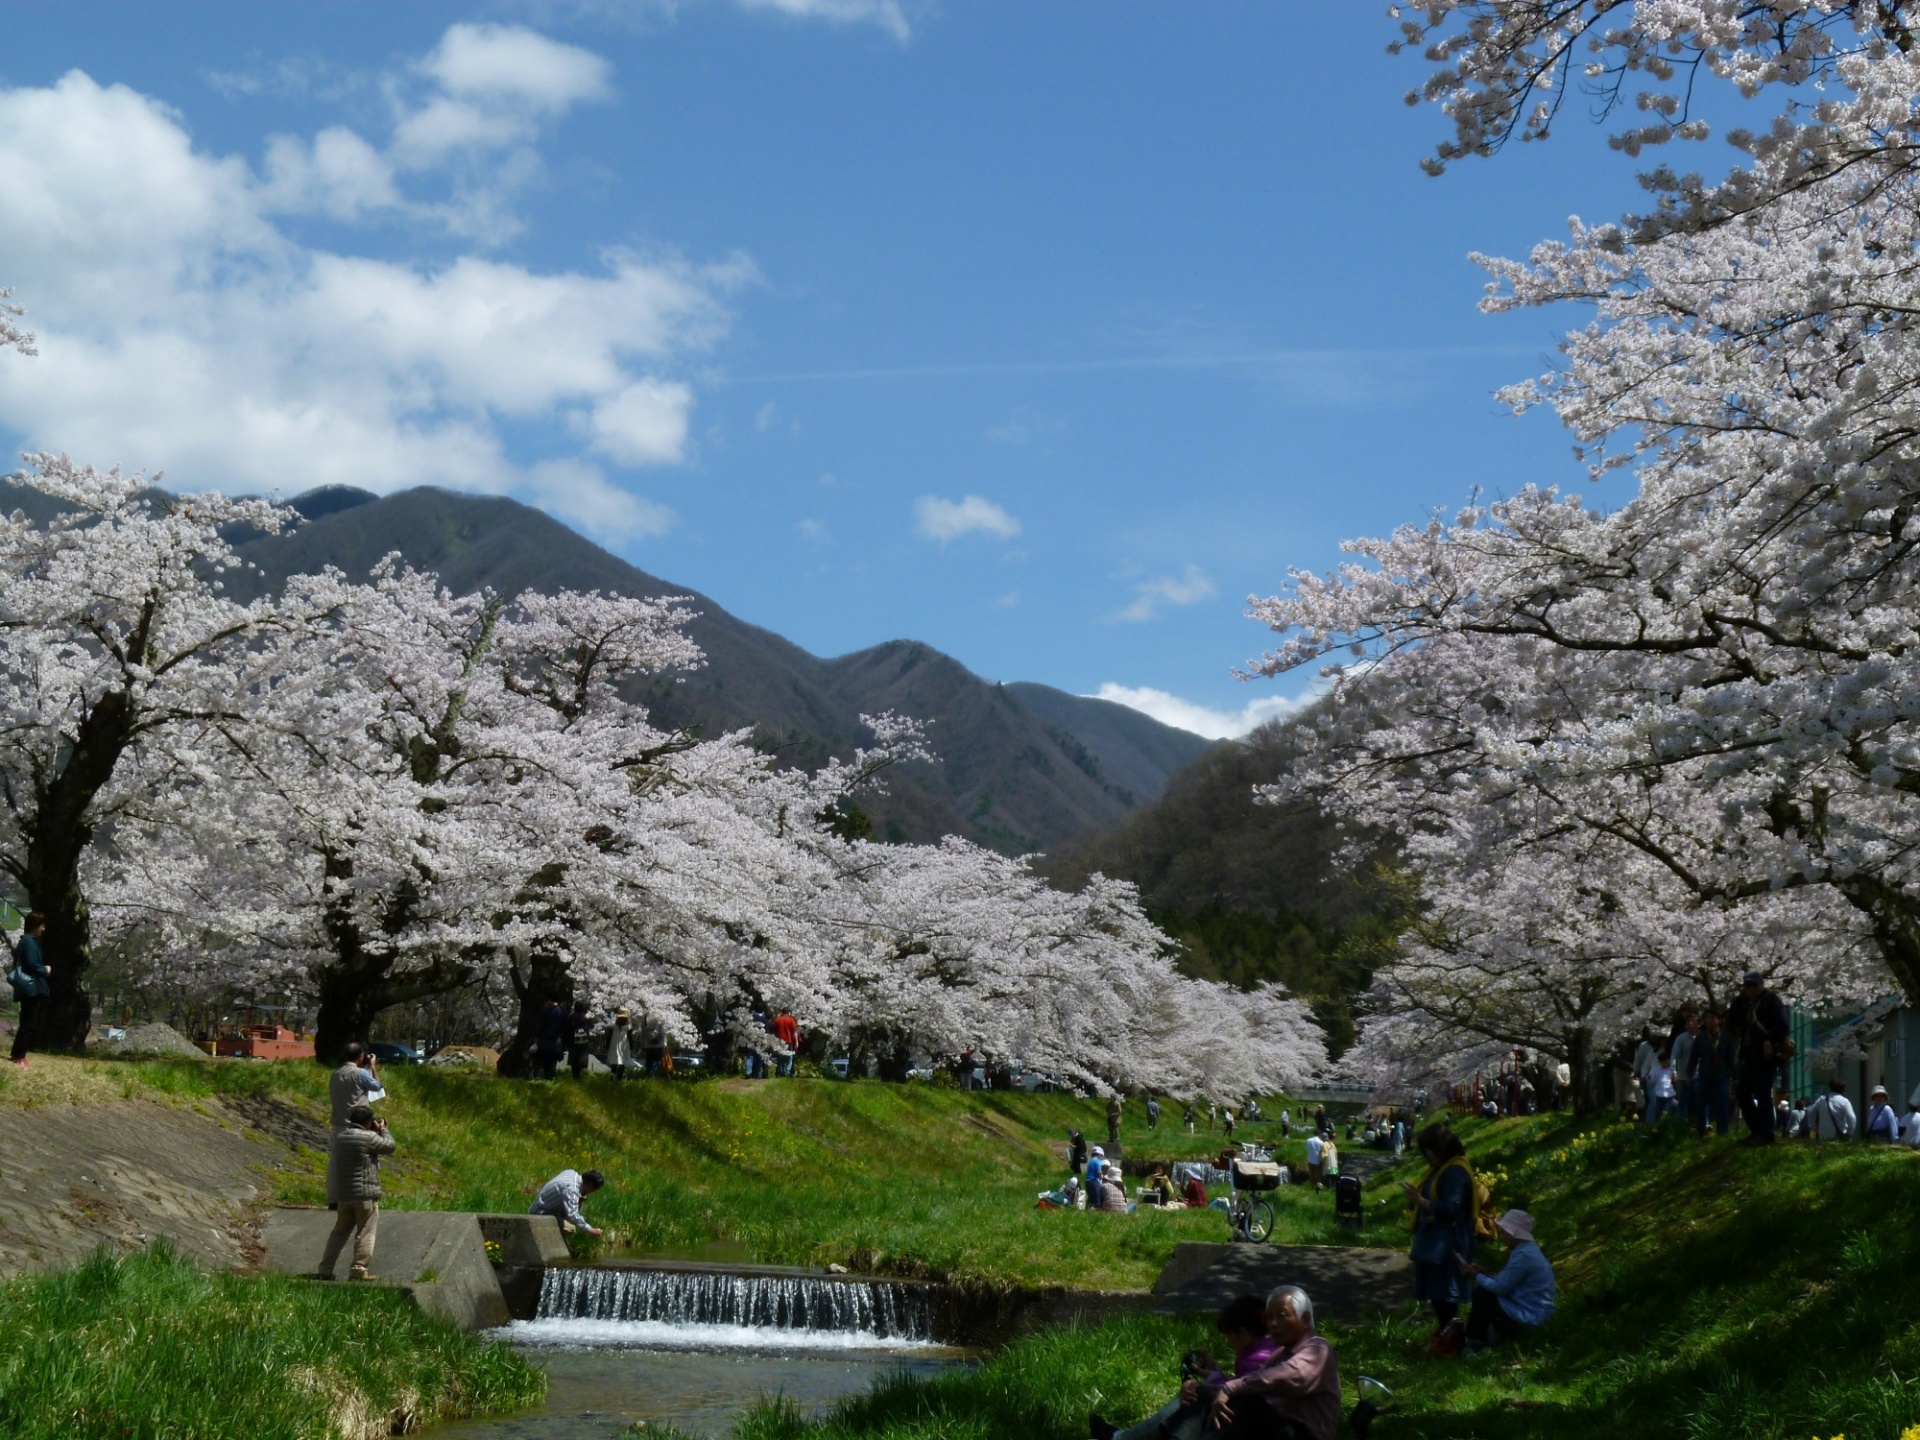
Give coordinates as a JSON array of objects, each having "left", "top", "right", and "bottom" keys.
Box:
[{"left": 524, "top": 1267, "right": 935, "bottom": 1347}]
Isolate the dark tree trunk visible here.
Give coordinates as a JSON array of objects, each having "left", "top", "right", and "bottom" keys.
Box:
[
  {"left": 497, "top": 951, "right": 574, "bottom": 1079},
  {"left": 1565, "top": 1025, "right": 1604, "bottom": 1118}
]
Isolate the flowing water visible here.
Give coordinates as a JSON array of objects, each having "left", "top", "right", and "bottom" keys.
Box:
[{"left": 430, "top": 1266, "right": 967, "bottom": 1439}]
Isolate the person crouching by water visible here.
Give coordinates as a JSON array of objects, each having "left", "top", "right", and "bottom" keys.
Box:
[
  {"left": 1089, "top": 1292, "right": 1279, "bottom": 1440},
  {"left": 531, "top": 1167, "right": 606, "bottom": 1238},
  {"left": 1457, "top": 1209, "right": 1555, "bottom": 1354},
  {"left": 1403, "top": 1122, "right": 1476, "bottom": 1356},
  {"left": 1207, "top": 1286, "right": 1340, "bottom": 1439},
  {"left": 317, "top": 1105, "right": 394, "bottom": 1281}
]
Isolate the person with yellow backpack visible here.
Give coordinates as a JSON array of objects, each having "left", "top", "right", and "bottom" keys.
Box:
[{"left": 1401, "top": 1122, "right": 1494, "bottom": 1357}]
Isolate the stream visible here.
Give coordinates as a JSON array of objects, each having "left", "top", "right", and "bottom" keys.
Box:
[{"left": 430, "top": 1265, "right": 971, "bottom": 1438}]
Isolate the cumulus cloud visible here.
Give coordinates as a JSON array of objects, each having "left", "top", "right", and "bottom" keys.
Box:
[
  {"left": 0, "top": 40, "right": 727, "bottom": 544},
  {"left": 1093, "top": 684, "right": 1309, "bottom": 741},
  {"left": 1113, "top": 565, "right": 1216, "bottom": 622},
  {"left": 913, "top": 494, "right": 1021, "bottom": 543}
]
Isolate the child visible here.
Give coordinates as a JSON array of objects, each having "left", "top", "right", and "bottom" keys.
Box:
[{"left": 1090, "top": 1294, "right": 1276, "bottom": 1440}]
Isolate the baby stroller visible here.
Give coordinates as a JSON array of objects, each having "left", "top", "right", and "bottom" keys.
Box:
[{"left": 1333, "top": 1172, "right": 1364, "bottom": 1230}]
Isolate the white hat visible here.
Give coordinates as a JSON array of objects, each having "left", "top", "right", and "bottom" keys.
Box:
[
  {"left": 1091, "top": 1145, "right": 1105, "bottom": 1156},
  {"left": 1495, "top": 1209, "right": 1535, "bottom": 1243}
]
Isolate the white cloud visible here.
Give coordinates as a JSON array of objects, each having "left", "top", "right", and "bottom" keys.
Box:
[
  {"left": 913, "top": 494, "right": 1021, "bottom": 543},
  {"left": 795, "top": 517, "right": 827, "bottom": 540},
  {"left": 733, "top": 0, "right": 913, "bottom": 43},
  {"left": 1093, "top": 684, "right": 1309, "bottom": 741},
  {"left": 0, "top": 44, "right": 724, "bottom": 545},
  {"left": 1113, "top": 565, "right": 1216, "bottom": 622}
]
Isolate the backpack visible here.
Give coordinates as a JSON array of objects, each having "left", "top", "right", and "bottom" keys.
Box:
[{"left": 1471, "top": 1170, "right": 1499, "bottom": 1240}]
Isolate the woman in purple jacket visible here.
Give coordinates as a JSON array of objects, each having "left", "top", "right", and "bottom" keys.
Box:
[{"left": 1091, "top": 1294, "right": 1278, "bottom": 1440}]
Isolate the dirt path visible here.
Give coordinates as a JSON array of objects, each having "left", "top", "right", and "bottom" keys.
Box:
[{"left": 0, "top": 1095, "right": 317, "bottom": 1277}]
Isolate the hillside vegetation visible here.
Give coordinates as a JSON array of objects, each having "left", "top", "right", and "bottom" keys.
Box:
[
  {"left": 1047, "top": 717, "right": 1403, "bottom": 1051},
  {"left": 13, "top": 1058, "right": 1347, "bottom": 1288},
  {"left": 751, "top": 1114, "right": 1920, "bottom": 1440}
]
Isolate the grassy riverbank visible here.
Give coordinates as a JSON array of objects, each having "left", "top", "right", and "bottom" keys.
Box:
[
  {"left": 4, "top": 1054, "right": 1345, "bottom": 1287},
  {"left": 743, "top": 1113, "right": 1920, "bottom": 1440},
  {"left": 0, "top": 1245, "right": 543, "bottom": 1440}
]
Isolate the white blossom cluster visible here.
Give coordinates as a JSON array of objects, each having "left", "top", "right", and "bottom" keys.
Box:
[
  {"left": 0, "top": 430, "right": 1322, "bottom": 1095},
  {"left": 1263, "top": 2, "right": 1920, "bottom": 1102}
]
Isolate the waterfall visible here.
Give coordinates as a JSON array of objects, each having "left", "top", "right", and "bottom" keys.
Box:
[{"left": 531, "top": 1267, "right": 933, "bottom": 1342}]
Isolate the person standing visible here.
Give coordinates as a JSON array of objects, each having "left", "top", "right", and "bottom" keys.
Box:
[
  {"left": 1864, "top": 1085, "right": 1900, "bottom": 1143},
  {"left": 770, "top": 1013, "right": 799, "bottom": 1076},
  {"left": 317, "top": 1105, "right": 395, "bottom": 1281},
  {"left": 1726, "top": 972, "right": 1791, "bottom": 1145},
  {"left": 1184, "top": 1104, "right": 1197, "bottom": 1134},
  {"left": 1280, "top": 1108, "right": 1292, "bottom": 1138},
  {"left": 1899, "top": 1090, "right": 1920, "bottom": 1147},
  {"left": 1403, "top": 1123, "right": 1476, "bottom": 1354},
  {"left": 1146, "top": 1097, "right": 1161, "bottom": 1131},
  {"left": 1670, "top": 1016, "right": 1700, "bottom": 1131},
  {"left": 1068, "top": 1129, "right": 1088, "bottom": 1177},
  {"left": 1321, "top": 1137, "right": 1340, "bottom": 1185},
  {"left": 7, "top": 912, "right": 49, "bottom": 1067},
  {"left": 1690, "top": 1010, "right": 1735, "bottom": 1137},
  {"left": 1304, "top": 1131, "right": 1325, "bottom": 1191},
  {"left": 565, "top": 1001, "right": 594, "bottom": 1080},
  {"left": 1107, "top": 1093, "right": 1124, "bottom": 1150},
  {"left": 534, "top": 999, "right": 566, "bottom": 1081},
  {"left": 1644, "top": 1052, "right": 1679, "bottom": 1127},
  {"left": 329, "top": 1043, "right": 379, "bottom": 1129},
  {"left": 604, "top": 1009, "right": 633, "bottom": 1080},
  {"left": 1804, "top": 1078, "right": 1857, "bottom": 1141},
  {"left": 1223, "top": 1108, "right": 1237, "bottom": 1139}
]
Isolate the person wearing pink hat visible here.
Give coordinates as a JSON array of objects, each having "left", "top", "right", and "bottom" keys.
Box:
[{"left": 1457, "top": 1209, "right": 1556, "bottom": 1354}]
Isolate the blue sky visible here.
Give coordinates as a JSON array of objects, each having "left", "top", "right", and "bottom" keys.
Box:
[{"left": 0, "top": 2, "right": 1657, "bottom": 736}]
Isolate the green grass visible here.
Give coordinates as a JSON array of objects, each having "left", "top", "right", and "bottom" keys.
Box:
[
  {"left": 50, "top": 1057, "right": 1348, "bottom": 1288},
  {"left": 0, "top": 1244, "right": 543, "bottom": 1440},
  {"left": 738, "top": 1114, "right": 1920, "bottom": 1440}
]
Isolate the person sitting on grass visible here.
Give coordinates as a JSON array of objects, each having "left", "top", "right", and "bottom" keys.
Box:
[
  {"left": 1097, "top": 1166, "right": 1130, "bottom": 1213},
  {"left": 1207, "top": 1285, "right": 1340, "bottom": 1440},
  {"left": 1037, "top": 1175, "right": 1080, "bottom": 1210},
  {"left": 1181, "top": 1169, "right": 1209, "bottom": 1208},
  {"left": 1089, "top": 1292, "right": 1279, "bottom": 1440},
  {"left": 1146, "top": 1164, "right": 1178, "bottom": 1206},
  {"left": 1457, "top": 1209, "right": 1555, "bottom": 1354},
  {"left": 530, "top": 1167, "right": 606, "bottom": 1237}
]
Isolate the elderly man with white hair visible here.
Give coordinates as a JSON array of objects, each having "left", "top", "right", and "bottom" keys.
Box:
[
  {"left": 1206, "top": 1284, "right": 1341, "bottom": 1440},
  {"left": 1458, "top": 1209, "right": 1556, "bottom": 1354}
]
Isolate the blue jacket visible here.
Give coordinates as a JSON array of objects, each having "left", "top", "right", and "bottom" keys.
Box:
[
  {"left": 12, "top": 933, "right": 48, "bottom": 998},
  {"left": 1475, "top": 1240, "right": 1556, "bottom": 1326},
  {"left": 1410, "top": 1161, "right": 1475, "bottom": 1267}
]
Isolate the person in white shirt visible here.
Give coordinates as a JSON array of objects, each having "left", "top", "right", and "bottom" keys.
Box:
[
  {"left": 1305, "top": 1132, "right": 1326, "bottom": 1190},
  {"left": 1803, "top": 1079, "right": 1856, "bottom": 1141},
  {"left": 1644, "top": 1054, "right": 1679, "bottom": 1127},
  {"left": 1899, "top": 1103, "right": 1920, "bottom": 1147},
  {"left": 1862, "top": 1085, "right": 1901, "bottom": 1144},
  {"left": 530, "top": 1168, "right": 606, "bottom": 1236}
]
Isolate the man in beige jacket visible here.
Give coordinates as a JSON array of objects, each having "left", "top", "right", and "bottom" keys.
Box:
[{"left": 318, "top": 1105, "right": 396, "bottom": 1281}]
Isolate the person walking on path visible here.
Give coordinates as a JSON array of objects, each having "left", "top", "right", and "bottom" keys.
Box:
[
  {"left": 1804, "top": 1078, "right": 1856, "bottom": 1141},
  {"left": 7, "top": 912, "right": 49, "bottom": 1067},
  {"left": 1864, "top": 1085, "right": 1900, "bottom": 1143},
  {"left": 1690, "top": 1010, "right": 1735, "bottom": 1137},
  {"left": 531, "top": 1168, "right": 606, "bottom": 1237},
  {"left": 317, "top": 1105, "right": 395, "bottom": 1281},
  {"left": 1404, "top": 1123, "right": 1477, "bottom": 1355},
  {"left": 1458, "top": 1210, "right": 1556, "bottom": 1354},
  {"left": 1727, "top": 971, "right": 1791, "bottom": 1145}
]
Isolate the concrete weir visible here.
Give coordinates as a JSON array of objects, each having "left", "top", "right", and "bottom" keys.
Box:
[{"left": 262, "top": 1208, "right": 566, "bottom": 1331}]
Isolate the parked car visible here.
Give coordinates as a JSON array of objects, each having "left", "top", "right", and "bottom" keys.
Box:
[
  {"left": 669, "top": 1053, "right": 705, "bottom": 1072},
  {"left": 366, "top": 1041, "right": 421, "bottom": 1066}
]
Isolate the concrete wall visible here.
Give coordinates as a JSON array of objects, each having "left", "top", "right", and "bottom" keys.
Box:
[{"left": 262, "top": 1208, "right": 511, "bottom": 1331}]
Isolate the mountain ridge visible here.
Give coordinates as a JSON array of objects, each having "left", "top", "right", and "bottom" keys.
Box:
[{"left": 224, "top": 485, "right": 1214, "bottom": 853}]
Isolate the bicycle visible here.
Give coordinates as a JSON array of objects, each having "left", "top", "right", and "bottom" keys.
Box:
[{"left": 1227, "top": 1147, "right": 1281, "bottom": 1243}]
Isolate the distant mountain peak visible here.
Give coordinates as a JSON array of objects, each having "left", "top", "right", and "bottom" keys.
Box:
[{"left": 288, "top": 486, "right": 380, "bottom": 522}]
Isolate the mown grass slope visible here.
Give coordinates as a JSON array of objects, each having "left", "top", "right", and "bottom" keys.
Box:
[
  {"left": 0, "top": 1055, "right": 1346, "bottom": 1288},
  {"left": 747, "top": 1112, "right": 1920, "bottom": 1440},
  {"left": 0, "top": 1245, "right": 542, "bottom": 1440}
]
